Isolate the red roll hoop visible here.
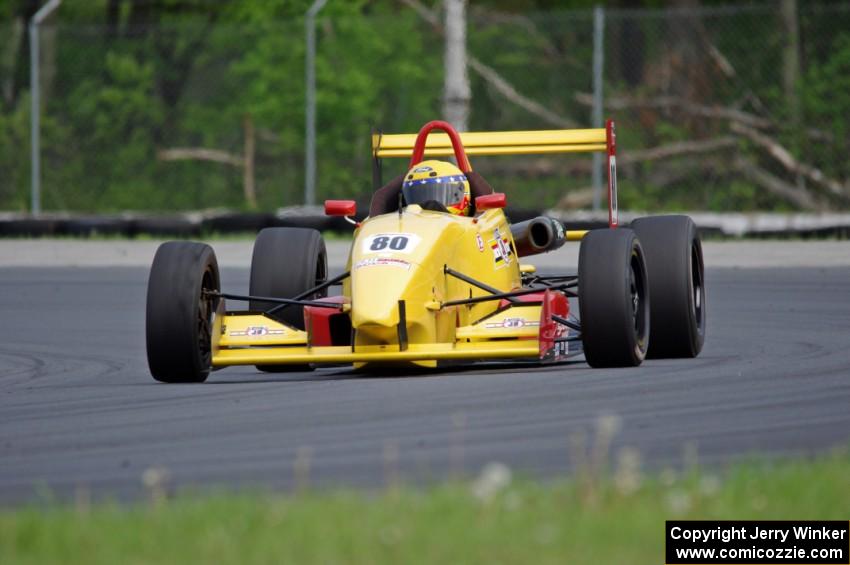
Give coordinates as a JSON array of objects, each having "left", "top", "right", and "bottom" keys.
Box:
[{"left": 409, "top": 120, "right": 472, "bottom": 173}]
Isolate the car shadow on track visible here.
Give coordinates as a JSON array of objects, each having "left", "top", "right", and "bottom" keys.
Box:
[{"left": 205, "top": 359, "right": 588, "bottom": 384}]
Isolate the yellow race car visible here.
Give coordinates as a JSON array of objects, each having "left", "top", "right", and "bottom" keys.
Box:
[{"left": 146, "top": 120, "right": 705, "bottom": 382}]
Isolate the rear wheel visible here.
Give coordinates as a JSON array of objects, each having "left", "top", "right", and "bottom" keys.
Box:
[
  {"left": 146, "top": 242, "right": 220, "bottom": 383},
  {"left": 578, "top": 228, "right": 649, "bottom": 368},
  {"left": 249, "top": 228, "right": 327, "bottom": 373},
  {"left": 631, "top": 215, "right": 705, "bottom": 358}
]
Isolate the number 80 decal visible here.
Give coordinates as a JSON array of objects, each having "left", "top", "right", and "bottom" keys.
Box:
[{"left": 361, "top": 233, "right": 421, "bottom": 254}]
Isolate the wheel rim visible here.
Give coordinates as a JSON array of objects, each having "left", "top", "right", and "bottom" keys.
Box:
[
  {"left": 630, "top": 249, "right": 649, "bottom": 352},
  {"left": 691, "top": 240, "right": 705, "bottom": 335},
  {"left": 197, "top": 268, "right": 216, "bottom": 369}
]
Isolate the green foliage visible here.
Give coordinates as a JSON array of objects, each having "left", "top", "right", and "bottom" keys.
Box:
[
  {"left": 62, "top": 52, "right": 163, "bottom": 210},
  {"left": 0, "top": 97, "right": 30, "bottom": 211},
  {"left": 802, "top": 32, "right": 850, "bottom": 183},
  {"left": 1, "top": 2, "right": 848, "bottom": 212}
]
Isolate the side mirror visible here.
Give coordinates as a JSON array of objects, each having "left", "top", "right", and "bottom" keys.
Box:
[
  {"left": 324, "top": 200, "right": 356, "bottom": 217},
  {"left": 475, "top": 193, "right": 507, "bottom": 211}
]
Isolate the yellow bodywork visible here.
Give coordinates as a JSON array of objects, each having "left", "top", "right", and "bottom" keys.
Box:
[
  {"left": 211, "top": 205, "right": 547, "bottom": 368},
  {"left": 373, "top": 128, "right": 606, "bottom": 158},
  {"left": 209, "top": 125, "right": 607, "bottom": 369},
  {"left": 346, "top": 205, "right": 520, "bottom": 345}
]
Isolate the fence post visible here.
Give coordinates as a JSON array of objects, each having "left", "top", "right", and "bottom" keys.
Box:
[
  {"left": 591, "top": 4, "right": 605, "bottom": 212},
  {"left": 780, "top": 0, "right": 804, "bottom": 191},
  {"left": 29, "top": 0, "right": 62, "bottom": 216},
  {"left": 305, "top": 0, "right": 328, "bottom": 207}
]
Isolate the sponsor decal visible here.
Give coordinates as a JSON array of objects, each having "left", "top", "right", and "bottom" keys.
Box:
[
  {"left": 361, "top": 233, "right": 421, "bottom": 254},
  {"left": 484, "top": 317, "right": 540, "bottom": 329},
  {"left": 555, "top": 340, "right": 570, "bottom": 356},
  {"left": 475, "top": 233, "right": 485, "bottom": 252},
  {"left": 229, "top": 326, "right": 286, "bottom": 337},
  {"left": 547, "top": 325, "right": 573, "bottom": 360},
  {"left": 354, "top": 257, "right": 412, "bottom": 270},
  {"left": 488, "top": 227, "right": 514, "bottom": 268},
  {"left": 412, "top": 165, "right": 433, "bottom": 173}
]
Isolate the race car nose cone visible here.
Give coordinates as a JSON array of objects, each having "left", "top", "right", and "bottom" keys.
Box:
[{"left": 349, "top": 260, "right": 420, "bottom": 331}]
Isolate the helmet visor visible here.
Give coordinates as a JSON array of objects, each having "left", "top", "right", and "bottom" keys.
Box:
[{"left": 402, "top": 178, "right": 467, "bottom": 209}]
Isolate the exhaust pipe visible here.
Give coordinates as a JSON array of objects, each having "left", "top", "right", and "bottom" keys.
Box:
[{"left": 510, "top": 216, "right": 567, "bottom": 257}]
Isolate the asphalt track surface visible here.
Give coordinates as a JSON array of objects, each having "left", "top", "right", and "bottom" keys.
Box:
[{"left": 1, "top": 241, "right": 849, "bottom": 505}]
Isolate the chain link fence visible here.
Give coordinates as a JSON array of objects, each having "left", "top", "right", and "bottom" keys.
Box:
[{"left": 2, "top": 2, "right": 849, "bottom": 214}]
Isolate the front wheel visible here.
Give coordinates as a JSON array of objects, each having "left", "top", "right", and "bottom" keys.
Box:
[
  {"left": 578, "top": 228, "right": 649, "bottom": 368},
  {"left": 631, "top": 215, "right": 705, "bottom": 358},
  {"left": 146, "top": 242, "right": 220, "bottom": 383},
  {"left": 249, "top": 228, "right": 327, "bottom": 373}
]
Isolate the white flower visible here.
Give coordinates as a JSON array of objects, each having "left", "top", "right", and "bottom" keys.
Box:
[
  {"left": 141, "top": 466, "right": 171, "bottom": 504},
  {"left": 699, "top": 475, "right": 721, "bottom": 497},
  {"left": 471, "top": 462, "right": 512, "bottom": 502},
  {"left": 614, "top": 447, "right": 642, "bottom": 495},
  {"left": 595, "top": 413, "right": 622, "bottom": 438},
  {"left": 666, "top": 489, "right": 692, "bottom": 515}
]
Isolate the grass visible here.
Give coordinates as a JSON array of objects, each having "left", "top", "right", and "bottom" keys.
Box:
[{"left": 1, "top": 447, "right": 848, "bottom": 565}]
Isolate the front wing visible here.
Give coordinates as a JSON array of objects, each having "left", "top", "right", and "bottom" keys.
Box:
[
  {"left": 213, "top": 340, "right": 540, "bottom": 366},
  {"left": 211, "top": 292, "right": 580, "bottom": 367}
]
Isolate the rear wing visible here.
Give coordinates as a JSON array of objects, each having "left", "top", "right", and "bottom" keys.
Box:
[{"left": 371, "top": 120, "right": 619, "bottom": 227}]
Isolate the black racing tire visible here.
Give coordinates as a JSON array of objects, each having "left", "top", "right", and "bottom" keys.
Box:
[
  {"left": 630, "top": 215, "right": 705, "bottom": 358},
  {"left": 578, "top": 228, "right": 649, "bottom": 368},
  {"left": 249, "top": 228, "right": 327, "bottom": 373},
  {"left": 146, "top": 242, "right": 220, "bottom": 383}
]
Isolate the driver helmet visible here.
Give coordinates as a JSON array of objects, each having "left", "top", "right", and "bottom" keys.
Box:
[{"left": 402, "top": 160, "right": 471, "bottom": 216}]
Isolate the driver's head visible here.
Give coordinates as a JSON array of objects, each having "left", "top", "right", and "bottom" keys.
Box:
[{"left": 402, "top": 160, "right": 471, "bottom": 216}]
